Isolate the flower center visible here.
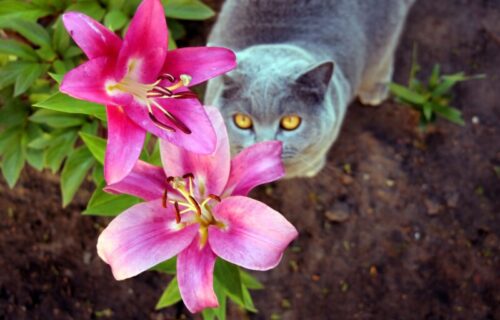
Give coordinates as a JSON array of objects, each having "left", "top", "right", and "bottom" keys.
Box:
[
  {"left": 163, "top": 173, "right": 225, "bottom": 247},
  {"left": 106, "top": 60, "right": 196, "bottom": 134}
]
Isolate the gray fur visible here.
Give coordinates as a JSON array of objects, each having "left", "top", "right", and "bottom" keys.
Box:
[{"left": 205, "top": 0, "right": 416, "bottom": 178}]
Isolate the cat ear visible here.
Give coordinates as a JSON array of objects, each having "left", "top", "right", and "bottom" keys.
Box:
[{"left": 294, "top": 61, "right": 334, "bottom": 101}]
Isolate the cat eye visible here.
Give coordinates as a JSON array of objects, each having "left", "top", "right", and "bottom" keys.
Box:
[
  {"left": 233, "top": 113, "right": 253, "bottom": 130},
  {"left": 280, "top": 115, "right": 302, "bottom": 131}
]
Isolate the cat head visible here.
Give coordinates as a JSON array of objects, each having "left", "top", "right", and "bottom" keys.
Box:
[{"left": 205, "top": 45, "right": 345, "bottom": 178}]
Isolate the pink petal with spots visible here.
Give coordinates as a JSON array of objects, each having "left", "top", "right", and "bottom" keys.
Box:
[
  {"left": 160, "top": 107, "right": 229, "bottom": 196},
  {"left": 97, "top": 200, "right": 198, "bottom": 280},
  {"left": 209, "top": 196, "right": 298, "bottom": 271}
]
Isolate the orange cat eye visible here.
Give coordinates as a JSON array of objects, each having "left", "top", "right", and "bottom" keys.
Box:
[
  {"left": 233, "top": 113, "right": 253, "bottom": 130},
  {"left": 280, "top": 115, "right": 302, "bottom": 131}
]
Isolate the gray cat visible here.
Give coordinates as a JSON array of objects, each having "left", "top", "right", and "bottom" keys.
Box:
[{"left": 205, "top": 0, "right": 416, "bottom": 178}]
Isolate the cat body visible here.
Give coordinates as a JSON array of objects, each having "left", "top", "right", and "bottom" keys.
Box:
[{"left": 205, "top": 0, "right": 415, "bottom": 177}]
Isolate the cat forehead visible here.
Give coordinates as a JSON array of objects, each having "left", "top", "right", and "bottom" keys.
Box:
[{"left": 235, "top": 45, "right": 313, "bottom": 76}]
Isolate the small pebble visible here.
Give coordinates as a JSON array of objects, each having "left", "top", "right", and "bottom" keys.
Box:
[
  {"left": 369, "top": 265, "right": 378, "bottom": 278},
  {"left": 341, "top": 174, "right": 354, "bottom": 185},
  {"left": 414, "top": 231, "right": 421, "bottom": 241},
  {"left": 385, "top": 179, "right": 395, "bottom": 187},
  {"left": 472, "top": 116, "right": 480, "bottom": 124},
  {"left": 325, "top": 203, "right": 350, "bottom": 223},
  {"left": 425, "top": 198, "right": 442, "bottom": 216},
  {"left": 83, "top": 251, "right": 92, "bottom": 265}
]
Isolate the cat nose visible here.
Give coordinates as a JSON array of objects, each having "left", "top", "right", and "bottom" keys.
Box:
[{"left": 255, "top": 132, "right": 276, "bottom": 142}]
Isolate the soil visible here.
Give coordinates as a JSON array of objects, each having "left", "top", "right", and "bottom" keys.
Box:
[{"left": 1, "top": 0, "right": 499, "bottom": 319}]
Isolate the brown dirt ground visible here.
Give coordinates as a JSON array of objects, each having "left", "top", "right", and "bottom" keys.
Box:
[{"left": 1, "top": 0, "right": 499, "bottom": 319}]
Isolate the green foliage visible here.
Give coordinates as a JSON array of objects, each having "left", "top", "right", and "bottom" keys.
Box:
[
  {"left": 156, "top": 276, "right": 182, "bottom": 309},
  {"left": 83, "top": 184, "right": 141, "bottom": 216},
  {"left": 0, "top": 1, "right": 255, "bottom": 318},
  {"left": 154, "top": 258, "right": 263, "bottom": 318},
  {"left": 389, "top": 46, "right": 484, "bottom": 129}
]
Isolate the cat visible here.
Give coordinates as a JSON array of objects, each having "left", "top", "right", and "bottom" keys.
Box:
[{"left": 205, "top": 0, "right": 416, "bottom": 178}]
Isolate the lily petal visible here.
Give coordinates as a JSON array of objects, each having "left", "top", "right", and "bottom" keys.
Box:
[
  {"left": 60, "top": 57, "right": 116, "bottom": 105},
  {"left": 162, "top": 47, "right": 237, "bottom": 87},
  {"left": 160, "top": 107, "right": 229, "bottom": 196},
  {"left": 62, "top": 12, "right": 122, "bottom": 59},
  {"left": 116, "top": 0, "right": 167, "bottom": 83},
  {"left": 105, "top": 160, "right": 166, "bottom": 201},
  {"left": 156, "top": 97, "right": 216, "bottom": 154},
  {"left": 104, "top": 105, "right": 146, "bottom": 184},
  {"left": 209, "top": 196, "right": 298, "bottom": 271},
  {"left": 97, "top": 200, "right": 198, "bottom": 280},
  {"left": 177, "top": 237, "right": 218, "bottom": 313},
  {"left": 121, "top": 98, "right": 215, "bottom": 155},
  {"left": 224, "top": 141, "right": 285, "bottom": 196}
]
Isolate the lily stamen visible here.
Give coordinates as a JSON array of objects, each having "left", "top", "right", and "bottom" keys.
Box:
[
  {"left": 174, "top": 202, "right": 182, "bottom": 223},
  {"left": 162, "top": 189, "right": 168, "bottom": 208}
]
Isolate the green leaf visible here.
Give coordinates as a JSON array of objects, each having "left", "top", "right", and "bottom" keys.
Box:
[
  {"left": 52, "top": 18, "right": 70, "bottom": 54},
  {"left": 0, "top": 19, "right": 51, "bottom": 47},
  {"left": 62, "top": 46, "right": 83, "bottom": 59},
  {"left": 152, "top": 257, "right": 177, "bottom": 274},
  {"left": 155, "top": 277, "right": 182, "bottom": 310},
  {"left": 0, "top": 1, "right": 50, "bottom": 21},
  {"left": 26, "top": 148, "right": 44, "bottom": 170},
  {"left": 431, "top": 72, "right": 485, "bottom": 98},
  {"left": 83, "top": 186, "right": 141, "bottom": 216},
  {"left": 0, "top": 125, "right": 23, "bottom": 155},
  {"left": 148, "top": 139, "right": 162, "bottom": 166},
  {"left": 79, "top": 132, "right": 106, "bottom": 165},
  {"left": 104, "top": 10, "right": 128, "bottom": 31},
  {"left": 408, "top": 44, "right": 420, "bottom": 90},
  {"left": 167, "top": 19, "right": 186, "bottom": 40},
  {"left": 108, "top": 0, "right": 126, "bottom": 10},
  {"left": 0, "top": 39, "right": 38, "bottom": 61},
  {"left": 36, "top": 46, "right": 57, "bottom": 61},
  {"left": 14, "top": 63, "right": 48, "bottom": 96},
  {"left": 81, "top": 120, "right": 99, "bottom": 135},
  {"left": 389, "top": 83, "right": 428, "bottom": 105},
  {"left": 44, "top": 130, "right": 78, "bottom": 172},
  {"left": 29, "top": 109, "right": 85, "bottom": 128},
  {"left": 91, "top": 162, "right": 104, "bottom": 185},
  {"left": 48, "top": 72, "right": 64, "bottom": 84},
  {"left": 214, "top": 259, "right": 245, "bottom": 307},
  {"left": 422, "top": 102, "right": 433, "bottom": 121},
  {"left": 202, "top": 278, "right": 227, "bottom": 320},
  {"left": 428, "top": 64, "right": 440, "bottom": 89},
  {"left": 66, "top": 1, "right": 106, "bottom": 21},
  {"left": 0, "top": 62, "right": 30, "bottom": 89},
  {"left": 35, "top": 93, "right": 107, "bottom": 120},
  {"left": 162, "top": 0, "right": 215, "bottom": 20},
  {"left": 431, "top": 103, "right": 465, "bottom": 126},
  {"left": 240, "top": 270, "right": 264, "bottom": 290},
  {"left": 61, "top": 146, "right": 95, "bottom": 206},
  {"left": 241, "top": 285, "right": 258, "bottom": 313},
  {"left": 0, "top": 98, "right": 29, "bottom": 127},
  {"left": 27, "top": 133, "right": 53, "bottom": 150},
  {"left": 1, "top": 129, "right": 27, "bottom": 188},
  {"left": 168, "top": 34, "right": 177, "bottom": 50},
  {"left": 25, "top": 123, "right": 46, "bottom": 170}
]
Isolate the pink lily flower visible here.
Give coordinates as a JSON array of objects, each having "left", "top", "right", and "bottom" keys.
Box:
[
  {"left": 60, "top": 0, "right": 236, "bottom": 184},
  {"left": 97, "top": 107, "right": 298, "bottom": 313}
]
